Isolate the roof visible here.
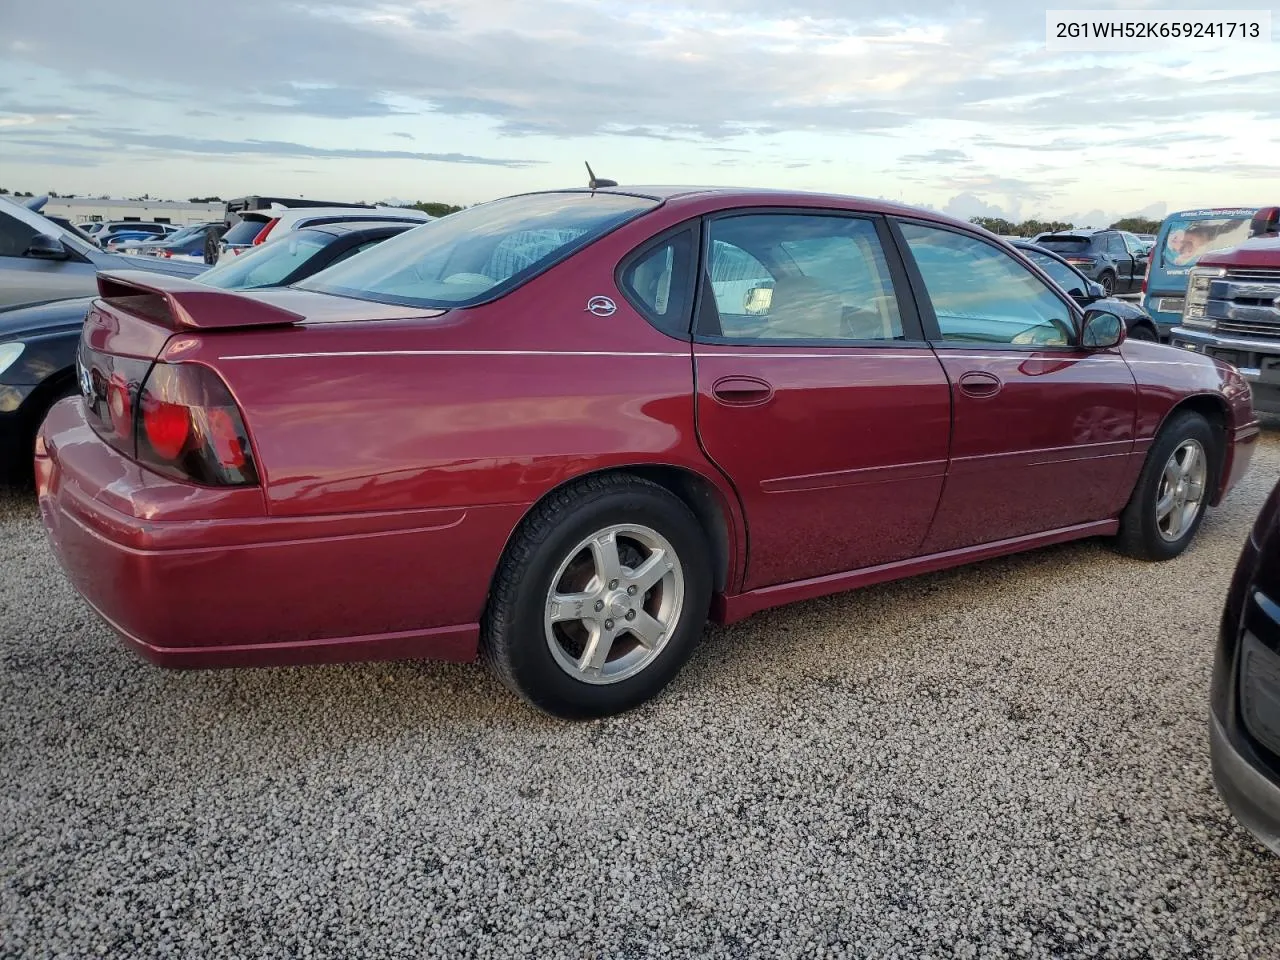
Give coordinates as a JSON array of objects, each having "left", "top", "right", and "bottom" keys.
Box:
[
  {"left": 304, "top": 220, "right": 421, "bottom": 237},
  {"left": 535, "top": 185, "right": 976, "bottom": 231}
]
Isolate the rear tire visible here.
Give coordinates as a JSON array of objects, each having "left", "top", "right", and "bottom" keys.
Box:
[
  {"left": 1113, "top": 411, "right": 1216, "bottom": 561},
  {"left": 482, "top": 474, "right": 712, "bottom": 719},
  {"left": 1099, "top": 271, "right": 1116, "bottom": 296}
]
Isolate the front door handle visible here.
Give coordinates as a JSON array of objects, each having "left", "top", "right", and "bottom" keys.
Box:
[
  {"left": 711, "top": 375, "right": 773, "bottom": 406},
  {"left": 957, "top": 370, "right": 1002, "bottom": 398}
]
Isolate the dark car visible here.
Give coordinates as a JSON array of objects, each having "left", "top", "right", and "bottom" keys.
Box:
[
  {"left": 1033, "top": 228, "right": 1150, "bottom": 296},
  {"left": 1213, "top": 476, "right": 1280, "bottom": 854},
  {"left": 1012, "top": 241, "right": 1161, "bottom": 341},
  {"left": 1, "top": 220, "right": 413, "bottom": 483},
  {"left": 33, "top": 186, "right": 1258, "bottom": 719}
]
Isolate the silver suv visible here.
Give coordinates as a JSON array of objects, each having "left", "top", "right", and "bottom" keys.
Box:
[{"left": 0, "top": 196, "right": 206, "bottom": 308}]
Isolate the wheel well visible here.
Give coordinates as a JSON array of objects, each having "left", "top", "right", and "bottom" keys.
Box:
[
  {"left": 1164, "top": 394, "right": 1229, "bottom": 479},
  {"left": 512, "top": 465, "right": 736, "bottom": 594}
]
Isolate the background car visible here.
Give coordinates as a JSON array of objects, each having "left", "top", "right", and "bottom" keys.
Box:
[
  {"left": 34, "top": 186, "right": 1257, "bottom": 720},
  {"left": 1032, "top": 228, "right": 1149, "bottom": 296},
  {"left": 1012, "top": 240, "right": 1161, "bottom": 340},
  {"left": 1213, "top": 476, "right": 1280, "bottom": 855},
  {"left": 0, "top": 220, "right": 414, "bottom": 484},
  {"left": 217, "top": 205, "right": 433, "bottom": 261},
  {"left": 92, "top": 221, "right": 177, "bottom": 245},
  {"left": 0, "top": 195, "right": 206, "bottom": 308},
  {"left": 113, "top": 221, "right": 224, "bottom": 259}
]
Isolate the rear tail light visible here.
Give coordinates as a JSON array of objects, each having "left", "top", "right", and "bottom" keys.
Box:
[
  {"left": 78, "top": 338, "right": 258, "bottom": 487},
  {"left": 252, "top": 218, "right": 280, "bottom": 245},
  {"left": 137, "top": 364, "right": 259, "bottom": 485}
]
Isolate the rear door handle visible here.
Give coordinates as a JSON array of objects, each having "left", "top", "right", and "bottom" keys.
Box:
[
  {"left": 711, "top": 375, "right": 773, "bottom": 406},
  {"left": 957, "top": 370, "right": 1002, "bottom": 398}
]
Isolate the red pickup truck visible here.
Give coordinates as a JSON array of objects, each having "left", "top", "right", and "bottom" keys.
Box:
[{"left": 1170, "top": 209, "right": 1280, "bottom": 413}]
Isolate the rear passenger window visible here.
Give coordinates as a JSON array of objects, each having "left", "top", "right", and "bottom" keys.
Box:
[
  {"left": 899, "top": 222, "right": 1074, "bottom": 347},
  {"left": 619, "top": 229, "right": 694, "bottom": 337},
  {"left": 702, "top": 214, "right": 904, "bottom": 342}
]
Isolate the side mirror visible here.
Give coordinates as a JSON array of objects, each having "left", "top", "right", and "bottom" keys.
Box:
[
  {"left": 1081, "top": 309, "right": 1126, "bottom": 350},
  {"left": 24, "top": 234, "right": 70, "bottom": 260},
  {"left": 1085, "top": 280, "right": 1106, "bottom": 299}
]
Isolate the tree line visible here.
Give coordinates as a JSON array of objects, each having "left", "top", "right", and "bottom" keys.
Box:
[{"left": 968, "top": 215, "right": 1164, "bottom": 237}]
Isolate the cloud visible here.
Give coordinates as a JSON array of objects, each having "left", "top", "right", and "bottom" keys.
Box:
[
  {"left": 899, "top": 148, "right": 967, "bottom": 163},
  {"left": 75, "top": 128, "right": 544, "bottom": 167}
]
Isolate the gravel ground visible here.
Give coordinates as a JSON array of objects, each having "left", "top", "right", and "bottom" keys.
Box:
[{"left": 3, "top": 434, "right": 1280, "bottom": 959}]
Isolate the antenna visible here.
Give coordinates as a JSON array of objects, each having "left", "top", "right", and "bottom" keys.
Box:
[{"left": 586, "top": 161, "right": 618, "bottom": 192}]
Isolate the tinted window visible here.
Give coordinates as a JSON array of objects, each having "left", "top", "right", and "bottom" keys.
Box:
[
  {"left": 200, "top": 231, "right": 332, "bottom": 289},
  {"left": 1036, "top": 236, "right": 1091, "bottom": 255},
  {"left": 1023, "top": 249, "right": 1087, "bottom": 297},
  {"left": 703, "top": 214, "right": 903, "bottom": 342},
  {"left": 298, "top": 192, "right": 658, "bottom": 308},
  {"left": 620, "top": 229, "right": 694, "bottom": 337},
  {"left": 221, "top": 219, "right": 269, "bottom": 244},
  {"left": 0, "top": 211, "right": 39, "bottom": 258},
  {"left": 900, "top": 223, "right": 1073, "bottom": 347}
]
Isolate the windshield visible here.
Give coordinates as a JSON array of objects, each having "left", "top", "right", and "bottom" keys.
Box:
[
  {"left": 200, "top": 230, "right": 332, "bottom": 289},
  {"left": 1036, "top": 237, "right": 1092, "bottom": 254},
  {"left": 1159, "top": 213, "right": 1255, "bottom": 269},
  {"left": 298, "top": 192, "right": 659, "bottom": 308},
  {"left": 160, "top": 222, "right": 206, "bottom": 244}
]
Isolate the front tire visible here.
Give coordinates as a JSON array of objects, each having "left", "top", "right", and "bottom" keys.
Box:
[
  {"left": 1128, "top": 324, "right": 1158, "bottom": 342},
  {"left": 1113, "top": 411, "right": 1216, "bottom": 561},
  {"left": 482, "top": 474, "right": 712, "bottom": 719}
]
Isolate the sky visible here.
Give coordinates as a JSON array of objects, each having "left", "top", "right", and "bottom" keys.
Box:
[{"left": 1, "top": 0, "right": 1278, "bottom": 226}]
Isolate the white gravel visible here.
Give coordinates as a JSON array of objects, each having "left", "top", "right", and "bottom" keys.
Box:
[{"left": 3, "top": 431, "right": 1280, "bottom": 959}]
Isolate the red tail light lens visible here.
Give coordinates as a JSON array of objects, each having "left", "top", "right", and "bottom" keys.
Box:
[
  {"left": 251, "top": 218, "right": 280, "bottom": 245},
  {"left": 136, "top": 363, "right": 259, "bottom": 486}
]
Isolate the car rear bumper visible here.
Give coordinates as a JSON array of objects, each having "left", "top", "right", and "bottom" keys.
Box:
[{"left": 35, "top": 399, "right": 522, "bottom": 669}]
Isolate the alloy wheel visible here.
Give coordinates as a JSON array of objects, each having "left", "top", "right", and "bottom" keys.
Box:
[
  {"left": 543, "top": 523, "right": 685, "bottom": 684},
  {"left": 1156, "top": 439, "right": 1207, "bottom": 541}
]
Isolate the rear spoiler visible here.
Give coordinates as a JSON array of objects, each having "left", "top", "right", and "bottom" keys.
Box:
[{"left": 95, "top": 270, "right": 304, "bottom": 331}]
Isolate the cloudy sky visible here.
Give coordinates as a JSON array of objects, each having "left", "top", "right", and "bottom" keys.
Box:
[{"left": 2, "top": 0, "right": 1277, "bottom": 224}]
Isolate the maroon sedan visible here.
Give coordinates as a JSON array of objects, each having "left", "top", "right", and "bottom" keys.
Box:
[{"left": 36, "top": 187, "right": 1258, "bottom": 717}]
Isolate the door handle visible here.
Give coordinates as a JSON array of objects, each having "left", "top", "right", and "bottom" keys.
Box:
[
  {"left": 957, "top": 370, "right": 1002, "bottom": 398},
  {"left": 711, "top": 375, "right": 773, "bottom": 406}
]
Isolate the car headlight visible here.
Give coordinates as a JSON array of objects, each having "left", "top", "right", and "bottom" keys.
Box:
[
  {"left": 1182, "top": 267, "right": 1225, "bottom": 327},
  {"left": 0, "top": 342, "right": 25, "bottom": 378}
]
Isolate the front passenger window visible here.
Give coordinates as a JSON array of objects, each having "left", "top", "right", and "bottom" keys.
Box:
[
  {"left": 899, "top": 223, "right": 1074, "bottom": 347},
  {"left": 0, "top": 212, "right": 39, "bottom": 259}
]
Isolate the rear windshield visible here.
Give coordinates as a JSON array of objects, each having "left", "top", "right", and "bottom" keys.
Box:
[
  {"left": 1036, "top": 237, "right": 1092, "bottom": 254},
  {"left": 222, "top": 218, "right": 268, "bottom": 244},
  {"left": 297, "top": 192, "right": 659, "bottom": 308},
  {"left": 1159, "top": 214, "right": 1255, "bottom": 269}
]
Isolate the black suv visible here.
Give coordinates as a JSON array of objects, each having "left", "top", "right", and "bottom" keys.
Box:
[{"left": 1032, "top": 229, "right": 1150, "bottom": 297}]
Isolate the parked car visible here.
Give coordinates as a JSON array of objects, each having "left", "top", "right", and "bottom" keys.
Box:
[
  {"left": 1032, "top": 228, "right": 1149, "bottom": 296},
  {"left": 0, "top": 195, "right": 205, "bottom": 308},
  {"left": 1169, "top": 233, "right": 1280, "bottom": 414},
  {"left": 1212, "top": 475, "right": 1280, "bottom": 855},
  {"left": 36, "top": 186, "right": 1258, "bottom": 719},
  {"left": 1144, "top": 207, "right": 1279, "bottom": 337},
  {"left": 93, "top": 221, "right": 177, "bottom": 244},
  {"left": 1012, "top": 240, "right": 1161, "bottom": 341},
  {"left": 217, "top": 205, "right": 433, "bottom": 261},
  {"left": 103, "top": 230, "right": 173, "bottom": 252},
  {"left": 0, "top": 221, "right": 414, "bottom": 485},
  {"left": 114, "top": 221, "right": 224, "bottom": 259}
]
